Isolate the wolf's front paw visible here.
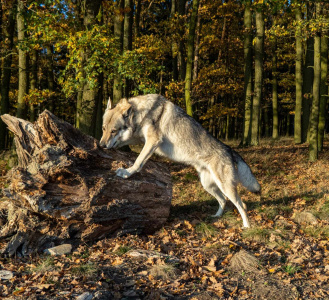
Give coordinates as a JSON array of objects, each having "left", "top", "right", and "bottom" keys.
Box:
[{"left": 116, "top": 167, "right": 134, "bottom": 179}]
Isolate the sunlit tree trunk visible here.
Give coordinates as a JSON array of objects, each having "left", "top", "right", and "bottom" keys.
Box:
[
  {"left": 242, "top": 0, "right": 252, "bottom": 146},
  {"left": 78, "top": 0, "right": 102, "bottom": 136},
  {"left": 318, "top": 25, "right": 328, "bottom": 151},
  {"left": 309, "top": 2, "right": 321, "bottom": 162},
  {"left": 272, "top": 17, "right": 279, "bottom": 140},
  {"left": 17, "top": 0, "right": 28, "bottom": 119},
  {"left": 294, "top": 4, "right": 303, "bottom": 144},
  {"left": 250, "top": 4, "right": 264, "bottom": 146},
  {"left": 113, "top": 0, "right": 124, "bottom": 104},
  {"left": 0, "top": 1, "right": 16, "bottom": 149},
  {"left": 184, "top": 0, "right": 199, "bottom": 117}
]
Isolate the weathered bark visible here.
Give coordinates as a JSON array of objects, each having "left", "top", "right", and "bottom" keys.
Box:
[{"left": 0, "top": 111, "right": 172, "bottom": 256}]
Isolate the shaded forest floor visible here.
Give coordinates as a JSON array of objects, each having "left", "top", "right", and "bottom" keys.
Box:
[{"left": 1, "top": 137, "right": 329, "bottom": 299}]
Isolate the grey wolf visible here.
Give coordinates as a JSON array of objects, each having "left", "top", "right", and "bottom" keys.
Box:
[{"left": 100, "top": 94, "right": 260, "bottom": 228}]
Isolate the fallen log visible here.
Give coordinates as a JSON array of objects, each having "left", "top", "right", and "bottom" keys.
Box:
[{"left": 0, "top": 111, "right": 172, "bottom": 256}]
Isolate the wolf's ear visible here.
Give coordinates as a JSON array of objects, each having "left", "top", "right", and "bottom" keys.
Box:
[{"left": 106, "top": 97, "right": 113, "bottom": 110}]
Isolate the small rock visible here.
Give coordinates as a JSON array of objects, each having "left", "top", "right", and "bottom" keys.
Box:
[
  {"left": 44, "top": 244, "right": 72, "bottom": 256},
  {"left": 93, "top": 290, "right": 114, "bottom": 300},
  {"left": 324, "top": 265, "right": 329, "bottom": 273},
  {"left": 76, "top": 292, "right": 93, "bottom": 300},
  {"left": 0, "top": 270, "right": 14, "bottom": 280},
  {"left": 293, "top": 211, "right": 318, "bottom": 226}
]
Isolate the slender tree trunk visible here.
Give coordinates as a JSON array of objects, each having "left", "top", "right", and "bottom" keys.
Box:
[
  {"left": 46, "top": 45, "right": 54, "bottom": 112},
  {"left": 193, "top": 9, "right": 201, "bottom": 81},
  {"left": 184, "top": 0, "right": 199, "bottom": 117},
  {"left": 113, "top": 0, "right": 124, "bottom": 104},
  {"left": 242, "top": 0, "right": 252, "bottom": 146},
  {"left": 171, "top": 0, "right": 178, "bottom": 81},
  {"left": 29, "top": 50, "right": 38, "bottom": 122},
  {"left": 272, "top": 18, "right": 279, "bottom": 140},
  {"left": 250, "top": 5, "right": 264, "bottom": 146},
  {"left": 318, "top": 28, "right": 328, "bottom": 151},
  {"left": 178, "top": 0, "right": 186, "bottom": 81},
  {"left": 123, "top": 0, "right": 133, "bottom": 97},
  {"left": 0, "top": 2, "right": 16, "bottom": 149},
  {"left": 294, "top": 4, "right": 303, "bottom": 144},
  {"left": 78, "top": 0, "right": 102, "bottom": 136},
  {"left": 309, "top": 2, "right": 321, "bottom": 162},
  {"left": 302, "top": 3, "right": 314, "bottom": 143},
  {"left": 17, "top": 0, "right": 28, "bottom": 119},
  {"left": 134, "top": 0, "right": 141, "bottom": 38}
]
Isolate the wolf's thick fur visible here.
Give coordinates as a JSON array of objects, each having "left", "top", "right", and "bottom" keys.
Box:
[{"left": 100, "top": 94, "right": 260, "bottom": 228}]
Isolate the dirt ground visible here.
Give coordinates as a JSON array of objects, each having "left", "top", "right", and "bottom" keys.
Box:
[{"left": 0, "top": 137, "right": 329, "bottom": 299}]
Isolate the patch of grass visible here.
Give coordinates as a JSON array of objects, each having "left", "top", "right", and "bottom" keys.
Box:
[
  {"left": 149, "top": 263, "right": 177, "bottom": 280},
  {"left": 71, "top": 262, "right": 98, "bottom": 278},
  {"left": 195, "top": 222, "right": 217, "bottom": 238},
  {"left": 257, "top": 206, "right": 279, "bottom": 220},
  {"left": 314, "top": 200, "right": 329, "bottom": 221},
  {"left": 30, "top": 257, "right": 58, "bottom": 273},
  {"left": 183, "top": 172, "right": 199, "bottom": 182},
  {"left": 282, "top": 264, "right": 300, "bottom": 275},
  {"left": 221, "top": 210, "right": 241, "bottom": 227},
  {"left": 302, "top": 225, "right": 329, "bottom": 239},
  {"left": 242, "top": 227, "right": 270, "bottom": 243},
  {"left": 115, "top": 245, "right": 131, "bottom": 256}
]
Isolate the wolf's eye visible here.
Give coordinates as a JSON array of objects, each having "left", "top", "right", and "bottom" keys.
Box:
[
  {"left": 102, "top": 126, "right": 105, "bottom": 131},
  {"left": 111, "top": 129, "right": 117, "bottom": 134}
]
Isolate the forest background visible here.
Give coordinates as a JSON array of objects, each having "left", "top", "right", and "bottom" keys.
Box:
[{"left": 0, "top": 0, "right": 328, "bottom": 161}]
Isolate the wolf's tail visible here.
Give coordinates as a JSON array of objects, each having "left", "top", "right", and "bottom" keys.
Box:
[{"left": 232, "top": 151, "right": 261, "bottom": 194}]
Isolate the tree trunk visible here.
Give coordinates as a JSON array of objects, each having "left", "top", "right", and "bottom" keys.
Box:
[
  {"left": 250, "top": 5, "right": 264, "bottom": 146},
  {"left": 294, "top": 4, "right": 303, "bottom": 144},
  {"left": 123, "top": 0, "right": 133, "bottom": 97},
  {"left": 309, "top": 2, "right": 321, "bottom": 162},
  {"left": 46, "top": 45, "right": 55, "bottom": 112},
  {"left": 171, "top": 0, "right": 178, "bottom": 81},
  {"left": 29, "top": 49, "right": 38, "bottom": 122},
  {"left": 318, "top": 25, "right": 328, "bottom": 151},
  {"left": 113, "top": 0, "right": 124, "bottom": 104},
  {"left": 17, "top": 0, "right": 28, "bottom": 119},
  {"left": 272, "top": 17, "right": 279, "bottom": 140},
  {"left": 0, "top": 111, "right": 172, "bottom": 256},
  {"left": 184, "top": 0, "right": 199, "bottom": 117},
  {"left": 0, "top": 1, "right": 16, "bottom": 149},
  {"left": 302, "top": 2, "right": 314, "bottom": 143},
  {"left": 78, "top": 0, "right": 102, "bottom": 137},
  {"left": 178, "top": 0, "right": 186, "bottom": 81},
  {"left": 242, "top": 0, "right": 252, "bottom": 146}
]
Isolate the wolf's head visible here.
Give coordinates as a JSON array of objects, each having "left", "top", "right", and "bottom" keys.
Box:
[{"left": 99, "top": 97, "right": 134, "bottom": 149}]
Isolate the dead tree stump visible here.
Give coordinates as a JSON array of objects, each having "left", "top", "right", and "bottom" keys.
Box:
[{"left": 0, "top": 111, "right": 172, "bottom": 256}]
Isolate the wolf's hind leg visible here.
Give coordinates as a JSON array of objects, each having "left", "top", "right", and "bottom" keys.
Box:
[
  {"left": 199, "top": 169, "right": 226, "bottom": 217},
  {"left": 208, "top": 168, "right": 250, "bottom": 228}
]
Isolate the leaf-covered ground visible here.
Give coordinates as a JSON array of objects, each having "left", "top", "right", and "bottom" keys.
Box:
[{"left": 0, "top": 138, "right": 329, "bottom": 299}]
